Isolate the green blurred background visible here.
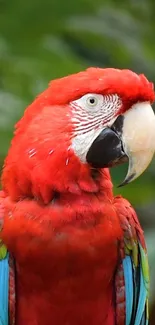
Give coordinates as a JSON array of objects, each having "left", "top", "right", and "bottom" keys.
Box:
[{"left": 0, "top": 0, "right": 155, "bottom": 321}]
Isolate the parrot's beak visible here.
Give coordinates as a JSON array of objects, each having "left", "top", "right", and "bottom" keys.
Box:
[{"left": 86, "top": 102, "right": 155, "bottom": 186}]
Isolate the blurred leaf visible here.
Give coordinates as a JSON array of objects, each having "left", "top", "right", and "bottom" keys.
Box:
[{"left": 65, "top": 5, "right": 155, "bottom": 76}]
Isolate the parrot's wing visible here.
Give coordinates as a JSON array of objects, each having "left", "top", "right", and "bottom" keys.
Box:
[
  {"left": 114, "top": 197, "right": 149, "bottom": 325},
  {"left": 0, "top": 193, "right": 15, "bottom": 325}
]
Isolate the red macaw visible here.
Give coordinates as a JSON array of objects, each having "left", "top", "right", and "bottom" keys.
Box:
[{"left": 0, "top": 68, "right": 155, "bottom": 325}]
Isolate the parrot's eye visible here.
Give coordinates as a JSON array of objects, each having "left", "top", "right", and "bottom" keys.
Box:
[
  {"left": 71, "top": 93, "right": 104, "bottom": 113},
  {"left": 70, "top": 93, "right": 122, "bottom": 124},
  {"left": 86, "top": 96, "right": 98, "bottom": 107}
]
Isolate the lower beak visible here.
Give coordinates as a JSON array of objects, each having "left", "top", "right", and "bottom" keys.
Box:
[{"left": 86, "top": 102, "right": 155, "bottom": 186}]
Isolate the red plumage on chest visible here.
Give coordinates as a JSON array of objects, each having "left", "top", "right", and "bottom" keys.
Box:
[{"left": 2, "top": 191, "right": 122, "bottom": 325}]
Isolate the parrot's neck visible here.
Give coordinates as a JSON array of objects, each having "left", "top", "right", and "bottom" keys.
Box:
[
  {"left": 2, "top": 168, "right": 120, "bottom": 325},
  {"left": 59, "top": 167, "right": 113, "bottom": 205},
  {"left": 51, "top": 168, "right": 113, "bottom": 205}
]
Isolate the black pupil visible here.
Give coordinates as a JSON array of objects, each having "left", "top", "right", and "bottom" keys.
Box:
[{"left": 89, "top": 98, "right": 95, "bottom": 104}]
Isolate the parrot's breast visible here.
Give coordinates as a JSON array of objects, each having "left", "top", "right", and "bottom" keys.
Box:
[{"left": 2, "top": 194, "right": 122, "bottom": 325}]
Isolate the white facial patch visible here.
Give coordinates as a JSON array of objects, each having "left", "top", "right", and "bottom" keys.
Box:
[{"left": 70, "top": 93, "right": 122, "bottom": 162}]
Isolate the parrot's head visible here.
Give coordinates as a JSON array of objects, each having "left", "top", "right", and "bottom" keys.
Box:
[{"left": 2, "top": 68, "right": 155, "bottom": 203}]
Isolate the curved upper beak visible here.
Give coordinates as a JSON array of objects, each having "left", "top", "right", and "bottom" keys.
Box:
[{"left": 86, "top": 102, "right": 155, "bottom": 186}]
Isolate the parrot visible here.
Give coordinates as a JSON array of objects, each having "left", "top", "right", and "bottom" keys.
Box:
[{"left": 0, "top": 67, "right": 155, "bottom": 325}]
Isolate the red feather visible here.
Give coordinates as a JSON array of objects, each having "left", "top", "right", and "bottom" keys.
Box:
[{"left": 2, "top": 170, "right": 122, "bottom": 325}]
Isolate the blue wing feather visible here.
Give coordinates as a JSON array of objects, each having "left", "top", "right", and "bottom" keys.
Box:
[
  {"left": 140, "top": 311, "right": 148, "bottom": 325},
  {"left": 0, "top": 253, "right": 9, "bottom": 325},
  {"left": 122, "top": 256, "right": 133, "bottom": 325},
  {"left": 122, "top": 247, "right": 148, "bottom": 325},
  {"left": 135, "top": 266, "right": 147, "bottom": 325}
]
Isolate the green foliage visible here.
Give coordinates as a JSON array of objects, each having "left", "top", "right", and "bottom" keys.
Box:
[{"left": 0, "top": 0, "right": 155, "bottom": 307}]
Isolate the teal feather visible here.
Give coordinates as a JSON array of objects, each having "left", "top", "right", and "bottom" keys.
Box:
[
  {"left": 122, "top": 244, "right": 149, "bottom": 325},
  {"left": 134, "top": 263, "right": 147, "bottom": 324},
  {"left": 0, "top": 253, "right": 9, "bottom": 325},
  {"left": 123, "top": 256, "right": 133, "bottom": 325}
]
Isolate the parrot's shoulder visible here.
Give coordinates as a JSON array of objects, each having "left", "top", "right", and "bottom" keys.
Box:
[
  {"left": 114, "top": 196, "right": 145, "bottom": 246},
  {"left": 0, "top": 191, "right": 15, "bottom": 325},
  {"left": 114, "top": 195, "right": 149, "bottom": 325}
]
